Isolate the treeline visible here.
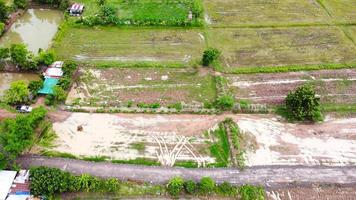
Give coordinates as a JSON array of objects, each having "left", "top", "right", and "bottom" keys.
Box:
[
  {"left": 29, "top": 166, "right": 265, "bottom": 200},
  {"left": 0, "top": 44, "right": 55, "bottom": 70},
  {"left": 0, "top": 106, "right": 47, "bottom": 169}
]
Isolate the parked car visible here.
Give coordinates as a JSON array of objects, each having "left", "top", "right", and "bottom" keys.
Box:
[
  {"left": 15, "top": 105, "right": 33, "bottom": 113},
  {"left": 68, "top": 3, "right": 85, "bottom": 16}
]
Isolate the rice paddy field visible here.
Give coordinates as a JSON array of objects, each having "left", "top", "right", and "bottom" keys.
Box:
[
  {"left": 53, "top": 26, "right": 205, "bottom": 66},
  {"left": 66, "top": 67, "right": 217, "bottom": 107},
  {"left": 209, "top": 26, "right": 356, "bottom": 70},
  {"left": 204, "top": 0, "right": 329, "bottom": 27}
]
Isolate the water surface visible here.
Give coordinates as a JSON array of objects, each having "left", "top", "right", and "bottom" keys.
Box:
[
  {"left": 0, "top": 9, "right": 63, "bottom": 54},
  {"left": 0, "top": 72, "right": 40, "bottom": 95}
]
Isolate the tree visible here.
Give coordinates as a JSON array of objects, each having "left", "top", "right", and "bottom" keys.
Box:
[
  {"left": 37, "top": 50, "right": 55, "bottom": 65},
  {"left": 28, "top": 80, "right": 44, "bottom": 95},
  {"left": 3, "top": 80, "right": 29, "bottom": 105},
  {"left": 14, "top": 0, "right": 28, "bottom": 9},
  {"left": 62, "top": 60, "right": 77, "bottom": 77},
  {"left": 0, "top": 1, "right": 8, "bottom": 23},
  {"left": 285, "top": 84, "right": 323, "bottom": 122},
  {"left": 10, "top": 44, "right": 29, "bottom": 68},
  {"left": 167, "top": 176, "right": 184, "bottom": 197},
  {"left": 202, "top": 48, "right": 221, "bottom": 66},
  {"left": 0, "top": 106, "right": 47, "bottom": 168},
  {"left": 216, "top": 95, "right": 235, "bottom": 110}
]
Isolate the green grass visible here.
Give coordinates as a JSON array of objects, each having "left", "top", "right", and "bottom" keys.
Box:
[
  {"left": 174, "top": 160, "right": 198, "bottom": 168},
  {"left": 52, "top": 25, "right": 205, "bottom": 66},
  {"left": 130, "top": 142, "right": 146, "bottom": 152},
  {"left": 208, "top": 123, "right": 230, "bottom": 167},
  {"left": 322, "top": 104, "right": 356, "bottom": 113},
  {"left": 111, "top": 158, "right": 161, "bottom": 166},
  {"left": 75, "top": 0, "right": 200, "bottom": 22},
  {"left": 223, "top": 63, "right": 356, "bottom": 74}
]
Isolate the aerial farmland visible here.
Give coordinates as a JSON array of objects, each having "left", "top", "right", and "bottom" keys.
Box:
[{"left": 0, "top": 0, "right": 355, "bottom": 199}]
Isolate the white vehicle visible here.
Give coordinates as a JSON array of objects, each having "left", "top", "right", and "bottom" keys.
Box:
[
  {"left": 16, "top": 105, "right": 33, "bottom": 113},
  {"left": 69, "top": 3, "right": 85, "bottom": 16}
]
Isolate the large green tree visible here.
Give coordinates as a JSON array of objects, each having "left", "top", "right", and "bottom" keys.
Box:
[
  {"left": 10, "top": 44, "right": 29, "bottom": 68},
  {"left": 3, "top": 80, "right": 29, "bottom": 105},
  {"left": 285, "top": 84, "right": 323, "bottom": 122}
]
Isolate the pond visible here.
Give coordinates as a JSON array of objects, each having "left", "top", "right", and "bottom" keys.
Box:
[
  {"left": 0, "top": 72, "right": 40, "bottom": 95},
  {"left": 0, "top": 9, "right": 63, "bottom": 54}
]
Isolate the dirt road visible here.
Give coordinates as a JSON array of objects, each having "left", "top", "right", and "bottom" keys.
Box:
[{"left": 17, "top": 155, "right": 356, "bottom": 189}]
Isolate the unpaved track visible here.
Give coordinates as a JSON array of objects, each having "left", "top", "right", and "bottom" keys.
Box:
[{"left": 17, "top": 155, "right": 356, "bottom": 189}]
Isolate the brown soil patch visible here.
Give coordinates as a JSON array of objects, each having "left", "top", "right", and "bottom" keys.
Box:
[
  {"left": 226, "top": 69, "right": 356, "bottom": 104},
  {"left": 267, "top": 185, "right": 356, "bottom": 200}
]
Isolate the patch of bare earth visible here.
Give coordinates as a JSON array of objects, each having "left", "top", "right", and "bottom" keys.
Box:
[
  {"left": 66, "top": 68, "right": 215, "bottom": 106},
  {"left": 232, "top": 114, "right": 356, "bottom": 166},
  {"left": 267, "top": 185, "right": 356, "bottom": 200},
  {"left": 48, "top": 112, "right": 356, "bottom": 167},
  {"left": 226, "top": 69, "right": 356, "bottom": 104},
  {"left": 50, "top": 113, "right": 224, "bottom": 165}
]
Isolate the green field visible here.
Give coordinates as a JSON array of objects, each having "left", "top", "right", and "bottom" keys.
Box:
[
  {"left": 53, "top": 26, "right": 206, "bottom": 66},
  {"left": 204, "top": 0, "right": 329, "bottom": 27},
  {"left": 74, "top": 0, "right": 201, "bottom": 23},
  {"left": 209, "top": 26, "right": 356, "bottom": 71}
]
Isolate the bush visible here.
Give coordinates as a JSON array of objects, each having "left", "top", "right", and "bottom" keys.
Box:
[
  {"left": 167, "top": 176, "right": 184, "bottom": 197},
  {"left": 58, "top": 77, "right": 71, "bottom": 90},
  {"left": 28, "top": 80, "right": 44, "bottom": 95},
  {"left": 217, "top": 182, "right": 237, "bottom": 196},
  {"left": 184, "top": 180, "right": 197, "bottom": 194},
  {"left": 168, "top": 102, "right": 183, "bottom": 111},
  {"left": 30, "top": 167, "right": 121, "bottom": 196},
  {"left": 37, "top": 50, "right": 55, "bottom": 65},
  {"left": 45, "top": 86, "right": 67, "bottom": 105},
  {"left": 14, "top": 0, "right": 28, "bottom": 9},
  {"left": 3, "top": 80, "right": 29, "bottom": 105},
  {"left": 285, "top": 84, "right": 323, "bottom": 122},
  {"left": 216, "top": 95, "right": 235, "bottom": 110},
  {"left": 30, "top": 167, "right": 72, "bottom": 196},
  {"left": 0, "top": 1, "right": 8, "bottom": 23},
  {"left": 198, "top": 177, "right": 215, "bottom": 194},
  {"left": 62, "top": 60, "right": 78, "bottom": 77},
  {"left": 239, "top": 185, "right": 265, "bottom": 200},
  {"left": 202, "top": 48, "right": 221, "bottom": 66}
]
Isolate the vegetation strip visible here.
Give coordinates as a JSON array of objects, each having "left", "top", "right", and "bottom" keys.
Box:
[{"left": 30, "top": 166, "right": 265, "bottom": 199}]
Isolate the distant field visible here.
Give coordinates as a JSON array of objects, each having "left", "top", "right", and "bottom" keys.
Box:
[
  {"left": 204, "top": 0, "right": 329, "bottom": 27},
  {"left": 319, "top": 0, "right": 356, "bottom": 23},
  {"left": 66, "top": 68, "right": 217, "bottom": 107},
  {"left": 225, "top": 69, "right": 356, "bottom": 105},
  {"left": 209, "top": 26, "right": 356, "bottom": 70},
  {"left": 53, "top": 26, "right": 206, "bottom": 66}
]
